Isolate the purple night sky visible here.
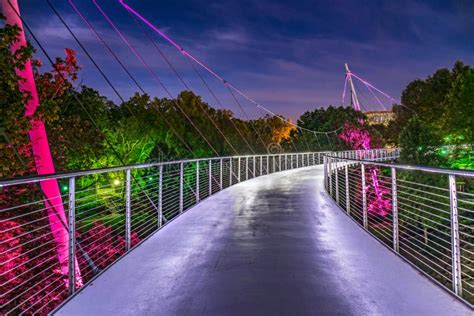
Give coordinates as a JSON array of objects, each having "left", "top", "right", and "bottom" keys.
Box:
[{"left": 9, "top": 0, "right": 474, "bottom": 120}]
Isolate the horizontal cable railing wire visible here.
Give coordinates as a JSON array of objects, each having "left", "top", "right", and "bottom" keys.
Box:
[
  {"left": 324, "top": 148, "right": 473, "bottom": 307},
  {"left": 0, "top": 152, "right": 328, "bottom": 315}
]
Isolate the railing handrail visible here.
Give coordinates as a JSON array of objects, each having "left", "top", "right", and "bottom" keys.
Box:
[
  {"left": 324, "top": 149, "right": 473, "bottom": 306},
  {"left": 0, "top": 151, "right": 331, "bottom": 187},
  {"left": 325, "top": 151, "right": 474, "bottom": 177}
]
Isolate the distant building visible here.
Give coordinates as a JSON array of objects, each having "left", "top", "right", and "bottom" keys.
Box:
[{"left": 365, "top": 110, "right": 395, "bottom": 126}]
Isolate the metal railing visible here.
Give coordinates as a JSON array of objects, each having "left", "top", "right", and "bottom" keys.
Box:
[
  {"left": 0, "top": 152, "right": 328, "bottom": 315},
  {"left": 324, "top": 149, "right": 474, "bottom": 306}
]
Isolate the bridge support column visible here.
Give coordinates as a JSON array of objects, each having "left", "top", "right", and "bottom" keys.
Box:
[
  {"left": 158, "top": 165, "right": 163, "bottom": 226},
  {"left": 3, "top": 0, "right": 82, "bottom": 285},
  {"left": 449, "top": 174, "right": 463, "bottom": 296},
  {"left": 361, "top": 164, "right": 367, "bottom": 229},
  {"left": 391, "top": 167, "right": 399, "bottom": 252}
]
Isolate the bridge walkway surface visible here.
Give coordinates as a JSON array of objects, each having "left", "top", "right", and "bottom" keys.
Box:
[{"left": 57, "top": 166, "right": 471, "bottom": 315}]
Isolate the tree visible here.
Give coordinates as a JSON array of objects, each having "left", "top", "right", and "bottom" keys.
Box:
[
  {"left": 0, "top": 15, "right": 34, "bottom": 178},
  {"left": 392, "top": 61, "right": 474, "bottom": 149},
  {"left": 292, "top": 106, "right": 369, "bottom": 151},
  {"left": 443, "top": 65, "right": 474, "bottom": 145},
  {"left": 399, "top": 116, "right": 442, "bottom": 166}
]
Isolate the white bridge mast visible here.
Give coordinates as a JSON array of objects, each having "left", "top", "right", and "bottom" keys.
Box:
[{"left": 345, "top": 63, "right": 361, "bottom": 111}]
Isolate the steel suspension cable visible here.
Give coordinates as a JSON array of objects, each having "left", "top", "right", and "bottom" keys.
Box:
[
  {"left": 93, "top": 0, "right": 219, "bottom": 156},
  {"left": 63, "top": 0, "right": 181, "bottom": 161},
  {"left": 184, "top": 54, "right": 257, "bottom": 154},
  {"left": 117, "top": 0, "right": 333, "bottom": 135},
  {"left": 5, "top": 1, "right": 154, "bottom": 280},
  {"left": 125, "top": 10, "right": 241, "bottom": 156},
  {"left": 67, "top": 0, "right": 194, "bottom": 155},
  {"left": 225, "top": 85, "right": 268, "bottom": 152},
  {"left": 126, "top": 11, "right": 191, "bottom": 91},
  {"left": 41, "top": 0, "right": 167, "bottom": 224}
]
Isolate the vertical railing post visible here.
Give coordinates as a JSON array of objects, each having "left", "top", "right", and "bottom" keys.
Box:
[
  {"left": 209, "top": 160, "right": 212, "bottom": 196},
  {"left": 158, "top": 165, "right": 163, "bottom": 227},
  {"left": 272, "top": 155, "right": 276, "bottom": 173},
  {"left": 125, "top": 169, "right": 131, "bottom": 251},
  {"left": 279, "top": 154, "right": 282, "bottom": 171},
  {"left": 323, "top": 156, "right": 327, "bottom": 190},
  {"left": 68, "top": 176, "right": 76, "bottom": 296},
  {"left": 266, "top": 155, "right": 269, "bottom": 174},
  {"left": 335, "top": 161, "right": 339, "bottom": 204},
  {"left": 345, "top": 164, "right": 350, "bottom": 214},
  {"left": 361, "top": 164, "right": 367, "bottom": 229},
  {"left": 238, "top": 157, "right": 241, "bottom": 182},
  {"left": 328, "top": 157, "right": 332, "bottom": 196},
  {"left": 296, "top": 154, "right": 299, "bottom": 168},
  {"left": 392, "top": 167, "right": 399, "bottom": 252},
  {"left": 179, "top": 163, "right": 184, "bottom": 213},
  {"left": 449, "top": 174, "right": 462, "bottom": 296},
  {"left": 253, "top": 156, "right": 256, "bottom": 177},
  {"left": 245, "top": 157, "right": 249, "bottom": 180},
  {"left": 260, "top": 156, "right": 263, "bottom": 176},
  {"left": 291, "top": 154, "right": 293, "bottom": 169},
  {"left": 196, "top": 161, "right": 200, "bottom": 202},
  {"left": 219, "top": 159, "right": 223, "bottom": 190},
  {"left": 229, "top": 158, "right": 233, "bottom": 186}
]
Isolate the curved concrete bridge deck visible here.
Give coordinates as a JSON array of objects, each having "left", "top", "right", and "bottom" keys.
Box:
[{"left": 57, "top": 166, "right": 470, "bottom": 315}]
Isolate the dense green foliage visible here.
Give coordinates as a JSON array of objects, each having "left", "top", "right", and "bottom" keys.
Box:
[
  {"left": 398, "top": 116, "right": 442, "bottom": 166},
  {"left": 390, "top": 61, "right": 474, "bottom": 169}
]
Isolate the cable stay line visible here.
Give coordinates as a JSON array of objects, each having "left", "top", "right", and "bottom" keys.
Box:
[
  {"left": 92, "top": 0, "right": 219, "bottom": 157},
  {"left": 46, "top": 0, "right": 214, "bottom": 224},
  {"left": 6, "top": 0, "right": 172, "bottom": 271},
  {"left": 67, "top": 0, "right": 194, "bottom": 156},
  {"left": 117, "top": 0, "right": 338, "bottom": 137},
  {"left": 225, "top": 85, "right": 268, "bottom": 152},
  {"left": 92, "top": 0, "right": 227, "bottom": 187},
  {"left": 125, "top": 10, "right": 241, "bottom": 156},
  {"left": 184, "top": 54, "right": 257, "bottom": 154},
  {"left": 45, "top": 0, "right": 178, "bottom": 223}
]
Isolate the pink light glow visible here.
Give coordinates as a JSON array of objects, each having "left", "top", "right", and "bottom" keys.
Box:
[
  {"left": 339, "top": 124, "right": 390, "bottom": 217},
  {"left": 3, "top": 0, "right": 82, "bottom": 286}
]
